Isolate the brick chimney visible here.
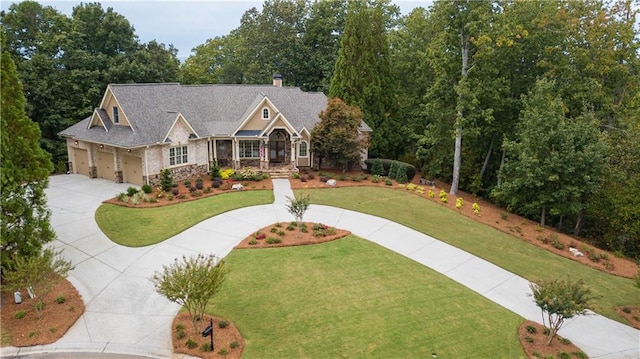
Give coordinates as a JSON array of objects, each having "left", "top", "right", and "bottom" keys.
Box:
[{"left": 272, "top": 73, "right": 283, "bottom": 87}]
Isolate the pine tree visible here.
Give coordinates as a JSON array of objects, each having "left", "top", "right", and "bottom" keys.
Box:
[
  {"left": 329, "top": 1, "right": 402, "bottom": 159},
  {"left": 1, "top": 46, "right": 55, "bottom": 273}
]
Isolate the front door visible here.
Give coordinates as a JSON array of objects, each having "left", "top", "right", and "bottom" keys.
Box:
[{"left": 270, "top": 141, "right": 285, "bottom": 163}]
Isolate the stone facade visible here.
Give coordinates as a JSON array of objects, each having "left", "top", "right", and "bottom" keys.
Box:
[{"left": 146, "top": 164, "right": 209, "bottom": 186}]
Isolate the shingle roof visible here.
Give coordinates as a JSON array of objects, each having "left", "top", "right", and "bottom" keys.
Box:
[{"left": 59, "top": 83, "right": 337, "bottom": 148}]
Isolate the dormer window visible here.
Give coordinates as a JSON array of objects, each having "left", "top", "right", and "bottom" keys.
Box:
[
  {"left": 262, "top": 108, "right": 269, "bottom": 120},
  {"left": 113, "top": 107, "right": 119, "bottom": 124}
]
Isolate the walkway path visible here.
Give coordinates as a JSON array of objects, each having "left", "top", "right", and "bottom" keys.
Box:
[{"left": 1, "top": 175, "right": 638, "bottom": 359}]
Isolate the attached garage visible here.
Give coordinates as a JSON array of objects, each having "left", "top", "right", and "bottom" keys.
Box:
[
  {"left": 96, "top": 151, "right": 116, "bottom": 181},
  {"left": 123, "top": 155, "right": 143, "bottom": 186},
  {"left": 73, "top": 148, "right": 90, "bottom": 177}
]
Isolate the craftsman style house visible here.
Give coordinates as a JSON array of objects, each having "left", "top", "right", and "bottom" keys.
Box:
[{"left": 59, "top": 75, "right": 371, "bottom": 186}]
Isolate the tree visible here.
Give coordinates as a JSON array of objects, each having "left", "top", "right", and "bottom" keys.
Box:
[
  {"left": 2, "top": 1, "right": 180, "bottom": 166},
  {"left": 3, "top": 249, "right": 73, "bottom": 319},
  {"left": 151, "top": 254, "right": 227, "bottom": 332},
  {"left": 180, "top": 33, "right": 244, "bottom": 84},
  {"left": 235, "top": 0, "right": 309, "bottom": 85},
  {"left": 159, "top": 169, "right": 174, "bottom": 191},
  {"left": 329, "top": 0, "right": 402, "bottom": 158},
  {"left": 298, "top": 0, "right": 348, "bottom": 92},
  {"left": 1, "top": 45, "right": 55, "bottom": 273},
  {"left": 493, "top": 79, "right": 607, "bottom": 226},
  {"left": 530, "top": 278, "right": 593, "bottom": 345},
  {"left": 311, "top": 98, "right": 369, "bottom": 172},
  {"left": 286, "top": 195, "right": 310, "bottom": 234},
  {"left": 418, "top": 0, "right": 497, "bottom": 195}
]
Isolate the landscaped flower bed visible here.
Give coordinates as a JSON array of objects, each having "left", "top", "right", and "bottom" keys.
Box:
[{"left": 235, "top": 222, "right": 350, "bottom": 249}]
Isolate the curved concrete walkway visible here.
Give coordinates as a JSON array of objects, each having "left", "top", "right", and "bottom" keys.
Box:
[{"left": 1, "top": 175, "right": 638, "bottom": 359}]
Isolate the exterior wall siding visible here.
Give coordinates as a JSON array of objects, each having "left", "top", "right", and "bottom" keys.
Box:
[
  {"left": 243, "top": 103, "right": 275, "bottom": 131},
  {"left": 103, "top": 90, "right": 131, "bottom": 127}
]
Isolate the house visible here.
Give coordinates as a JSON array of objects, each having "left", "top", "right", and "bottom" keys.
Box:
[{"left": 59, "top": 75, "right": 372, "bottom": 186}]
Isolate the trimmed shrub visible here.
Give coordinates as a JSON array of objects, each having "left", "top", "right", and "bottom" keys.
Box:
[
  {"left": 371, "top": 158, "right": 384, "bottom": 176},
  {"left": 141, "top": 184, "right": 152, "bottom": 193},
  {"left": 364, "top": 158, "right": 416, "bottom": 180},
  {"left": 160, "top": 169, "right": 174, "bottom": 191},
  {"left": 388, "top": 161, "right": 398, "bottom": 180},
  {"left": 218, "top": 320, "right": 229, "bottom": 329},
  {"left": 172, "top": 188, "right": 179, "bottom": 196},
  {"left": 126, "top": 186, "right": 138, "bottom": 197},
  {"left": 395, "top": 164, "right": 408, "bottom": 183}
]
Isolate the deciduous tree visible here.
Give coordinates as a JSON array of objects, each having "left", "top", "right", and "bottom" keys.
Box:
[
  {"left": 3, "top": 249, "right": 74, "bottom": 319},
  {"left": 311, "top": 98, "right": 368, "bottom": 172},
  {"left": 530, "top": 278, "right": 593, "bottom": 345},
  {"left": 151, "top": 254, "right": 227, "bottom": 332},
  {"left": 493, "top": 79, "right": 607, "bottom": 225},
  {"left": 286, "top": 195, "right": 310, "bottom": 234}
]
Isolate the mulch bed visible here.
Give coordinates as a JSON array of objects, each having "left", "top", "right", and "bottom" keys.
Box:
[
  {"left": 171, "top": 313, "right": 244, "bottom": 359},
  {"left": 0, "top": 279, "right": 84, "bottom": 347},
  {"left": 518, "top": 320, "right": 588, "bottom": 359}
]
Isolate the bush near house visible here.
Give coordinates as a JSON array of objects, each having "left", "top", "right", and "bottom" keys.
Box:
[{"left": 364, "top": 159, "right": 416, "bottom": 181}]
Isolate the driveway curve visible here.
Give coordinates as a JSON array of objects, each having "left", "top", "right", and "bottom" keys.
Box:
[{"left": 1, "top": 174, "right": 638, "bottom": 359}]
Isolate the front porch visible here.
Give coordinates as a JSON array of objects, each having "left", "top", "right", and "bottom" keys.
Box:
[{"left": 209, "top": 128, "right": 308, "bottom": 175}]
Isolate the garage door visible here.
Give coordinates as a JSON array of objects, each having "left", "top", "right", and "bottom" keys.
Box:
[
  {"left": 96, "top": 151, "right": 116, "bottom": 181},
  {"left": 73, "top": 148, "right": 90, "bottom": 177},
  {"left": 123, "top": 155, "right": 143, "bottom": 186}
]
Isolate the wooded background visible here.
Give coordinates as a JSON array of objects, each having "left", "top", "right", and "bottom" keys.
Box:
[{"left": 2, "top": 0, "right": 638, "bottom": 258}]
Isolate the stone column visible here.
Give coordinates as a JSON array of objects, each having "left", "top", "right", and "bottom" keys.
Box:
[
  {"left": 290, "top": 138, "right": 297, "bottom": 170},
  {"left": 262, "top": 139, "right": 269, "bottom": 170},
  {"left": 233, "top": 138, "right": 239, "bottom": 170}
]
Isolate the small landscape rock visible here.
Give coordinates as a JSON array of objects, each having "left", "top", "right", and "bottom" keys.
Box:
[
  {"left": 232, "top": 183, "right": 243, "bottom": 190},
  {"left": 569, "top": 247, "right": 584, "bottom": 257},
  {"left": 326, "top": 179, "right": 337, "bottom": 187}
]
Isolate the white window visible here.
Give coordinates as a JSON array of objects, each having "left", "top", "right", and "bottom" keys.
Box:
[
  {"left": 240, "top": 140, "right": 260, "bottom": 158},
  {"left": 299, "top": 141, "right": 308, "bottom": 157},
  {"left": 262, "top": 108, "right": 269, "bottom": 119},
  {"left": 169, "top": 146, "right": 188, "bottom": 166}
]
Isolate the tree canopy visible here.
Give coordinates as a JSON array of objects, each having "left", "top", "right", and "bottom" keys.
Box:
[
  {"left": 4, "top": 0, "right": 639, "bottom": 258},
  {"left": 1, "top": 1, "right": 180, "bottom": 167},
  {"left": 1, "top": 45, "right": 55, "bottom": 273},
  {"left": 311, "top": 98, "right": 369, "bottom": 172}
]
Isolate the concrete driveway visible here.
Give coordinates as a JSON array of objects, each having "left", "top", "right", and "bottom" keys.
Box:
[{"left": 1, "top": 174, "right": 638, "bottom": 359}]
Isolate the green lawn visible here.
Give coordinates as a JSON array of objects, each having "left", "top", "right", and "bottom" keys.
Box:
[
  {"left": 95, "top": 190, "right": 273, "bottom": 246},
  {"left": 294, "top": 187, "right": 639, "bottom": 323},
  {"left": 212, "top": 237, "right": 525, "bottom": 358}
]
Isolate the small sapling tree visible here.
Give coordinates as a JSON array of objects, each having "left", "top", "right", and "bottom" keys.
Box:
[
  {"left": 151, "top": 254, "right": 227, "bottom": 332},
  {"left": 530, "top": 278, "right": 593, "bottom": 345},
  {"left": 160, "top": 169, "right": 174, "bottom": 191},
  {"left": 286, "top": 195, "right": 310, "bottom": 235},
  {"left": 3, "top": 248, "right": 74, "bottom": 319}
]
